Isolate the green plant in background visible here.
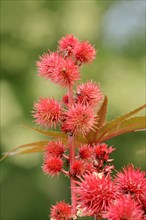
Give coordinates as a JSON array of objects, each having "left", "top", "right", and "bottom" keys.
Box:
[{"left": 1, "top": 35, "right": 146, "bottom": 220}]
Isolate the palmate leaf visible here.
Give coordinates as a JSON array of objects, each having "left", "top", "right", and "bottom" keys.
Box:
[
  {"left": 94, "top": 103, "right": 146, "bottom": 143},
  {"left": 86, "top": 95, "right": 108, "bottom": 142},
  {"left": 22, "top": 125, "right": 87, "bottom": 144},
  {"left": 96, "top": 95, "right": 108, "bottom": 130},
  {"left": 97, "top": 116, "right": 146, "bottom": 143},
  {"left": 22, "top": 125, "right": 68, "bottom": 140},
  {"left": 1, "top": 104, "right": 145, "bottom": 160},
  {"left": 0, "top": 141, "right": 48, "bottom": 161},
  {"left": 0, "top": 125, "right": 87, "bottom": 160}
]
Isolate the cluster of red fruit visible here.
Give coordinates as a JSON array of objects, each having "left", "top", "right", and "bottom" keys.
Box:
[
  {"left": 33, "top": 35, "right": 102, "bottom": 137},
  {"left": 49, "top": 163, "right": 146, "bottom": 220},
  {"left": 32, "top": 35, "right": 146, "bottom": 220},
  {"left": 42, "top": 140, "right": 114, "bottom": 178}
]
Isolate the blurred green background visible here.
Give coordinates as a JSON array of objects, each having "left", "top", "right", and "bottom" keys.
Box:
[{"left": 1, "top": 1, "right": 145, "bottom": 219}]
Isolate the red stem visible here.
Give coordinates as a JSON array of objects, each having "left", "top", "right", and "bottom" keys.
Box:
[
  {"left": 94, "top": 214, "right": 102, "bottom": 220},
  {"left": 68, "top": 85, "right": 76, "bottom": 215},
  {"left": 69, "top": 135, "right": 76, "bottom": 213}
]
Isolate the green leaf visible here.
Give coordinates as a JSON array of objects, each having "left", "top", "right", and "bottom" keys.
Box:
[
  {"left": 98, "top": 116, "right": 146, "bottom": 142},
  {"left": 0, "top": 140, "right": 48, "bottom": 161},
  {"left": 95, "top": 104, "right": 146, "bottom": 143}
]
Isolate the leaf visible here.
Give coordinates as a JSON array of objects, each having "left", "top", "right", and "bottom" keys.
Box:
[
  {"left": 0, "top": 140, "right": 48, "bottom": 161},
  {"left": 22, "top": 125, "right": 87, "bottom": 144},
  {"left": 96, "top": 95, "right": 108, "bottom": 130},
  {"left": 75, "top": 135, "right": 87, "bottom": 144},
  {"left": 22, "top": 125, "right": 68, "bottom": 140},
  {"left": 98, "top": 116, "right": 146, "bottom": 142},
  {"left": 95, "top": 104, "right": 146, "bottom": 143},
  {"left": 0, "top": 130, "right": 87, "bottom": 161},
  {"left": 86, "top": 95, "right": 108, "bottom": 142},
  {"left": 15, "top": 146, "right": 45, "bottom": 155}
]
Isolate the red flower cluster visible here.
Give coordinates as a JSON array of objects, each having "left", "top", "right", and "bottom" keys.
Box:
[
  {"left": 74, "top": 41, "right": 96, "bottom": 64},
  {"left": 58, "top": 35, "right": 79, "bottom": 57},
  {"left": 33, "top": 98, "right": 62, "bottom": 128},
  {"left": 42, "top": 140, "right": 65, "bottom": 176},
  {"left": 43, "top": 157, "right": 63, "bottom": 176},
  {"left": 33, "top": 35, "right": 102, "bottom": 136},
  {"left": 75, "top": 173, "right": 117, "bottom": 216},
  {"left": 103, "top": 195, "right": 144, "bottom": 220},
  {"left": 42, "top": 141, "right": 114, "bottom": 179},
  {"left": 61, "top": 104, "right": 96, "bottom": 136},
  {"left": 32, "top": 35, "right": 146, "bottom": 220},
  {"left": 37, "top": 52, "right": 80, "bottom": 88},
  {"left": 50, "top": 201, "right": 73, "bottom": 220},
  {"left": 93, "top": 143, "right": 115, "bottom": 172},
  {"left": 76, "top": 143, "right": 115, "bottom": 175},
  {"left": 58, "top": 34, "right": 96, "bottom": 63},
  {"left": 116, "top": 165, "right": 146, "bottom": 213},
  {"left": 76, "top": 81, "right": 103, "bottom": 107},
  {"left": 45, "top": 140, "right": 65, "bottom": 158},
  {"left": 37, "top": 34, "right": 96, "bottom": 88},
  {"left": 94, "top": 143, "right": 114, "bottom": 161},
  {"left": 37, "top": 52, "right": 61, "bottom": 81},
  {"left": 78, "top": 144, "right": 93, "bottom": 160},
  {"left": 70, "top": 160, "right": 85, "bottom": 177},
  {"left": 75, "top": 165, "right": 146, "bottom": 218}
]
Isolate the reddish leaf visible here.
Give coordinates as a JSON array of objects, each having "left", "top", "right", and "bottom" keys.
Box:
[
  {"left": 22, "top": 125, "right": 87, "bottom": 144},
  {"left": 95, "top": 104, "right": 146, "bottom": 143},
  {"left": 86, "top": 95, "right": 108, "bottom": 142},
  {"left": 22, "top": 125, "right": 68, "bottom": 139},
  {"left": 0, "top": 140, "right": 48, "bottom": 161},
  {"left": 15, "top": 147, "right": 45, "bottom": 155},
  {"left": 96, "top": 95, "right": 108, "bottom": 130},
  {"left": 97, "top": 116, "right": 146, "bottom": 142}
]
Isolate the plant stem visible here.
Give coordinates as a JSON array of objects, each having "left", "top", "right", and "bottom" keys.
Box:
[
  {"left": 68, "top": 85, "right": 76, "bottom": 215},
  {"left": 69, "top": 135, "right": 76, "bottom": 213},
  {"left": 94, "top": 214, "right": 102, "bottom": 220}
]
